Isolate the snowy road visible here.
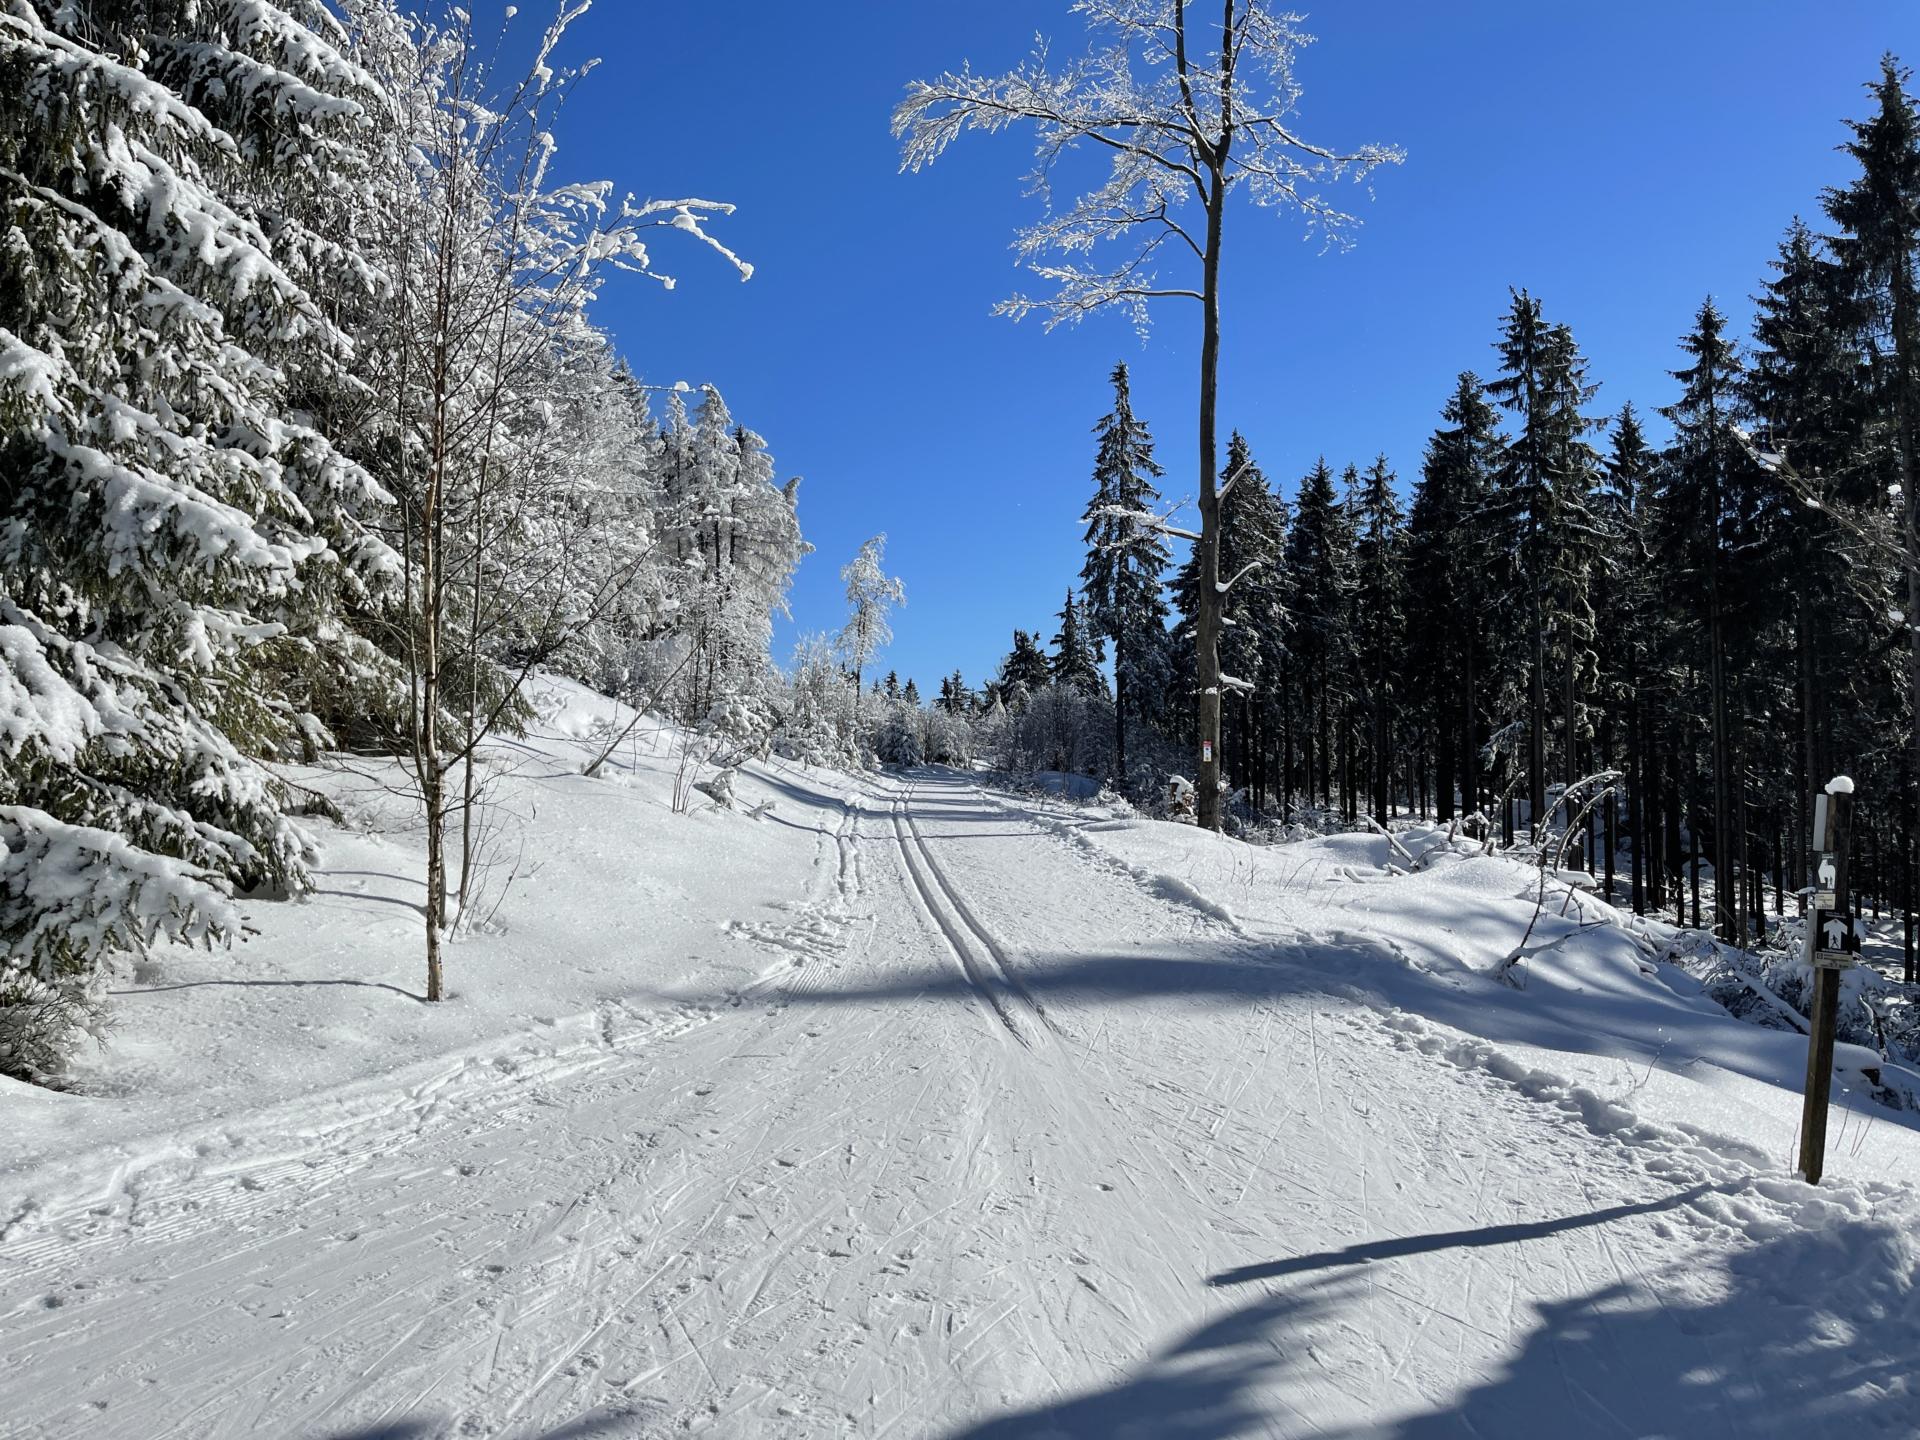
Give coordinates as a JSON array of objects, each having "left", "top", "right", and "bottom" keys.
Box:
[{"left": 4, "top": 763, "right": 1916, "bottom": 1437}]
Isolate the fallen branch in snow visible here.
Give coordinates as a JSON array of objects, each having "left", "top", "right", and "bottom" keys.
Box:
[
  {"left": 1497, "top": 772, "right": 1622, "bottom": 985},
  {"left": 1358, "top": 814, "right": 1415, "bottom": 867},
  {"left": 581, "top": 647, "right": 697, "bottom": 778}
]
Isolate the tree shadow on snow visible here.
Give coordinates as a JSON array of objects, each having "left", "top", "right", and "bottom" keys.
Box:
[
  {"left": 320, "top": 1404, "right": 653, "bottom": 1439},
  {"left": 1206, "top": 1184, "right": 1715, "bottom": 1285},
  {"left": 110, "top": 977, "right": 427, "bottom": 1003},
  {"left": 661, "top": 943, "right": 1348, "bottom": 1017},
  {"left": 1374, "top": 1217, "right": 1920, "bottom": 1439},
  {"left": 948, "top": 1217, "right": 1918, "bottom": 1439},
  {"left": 941, "top": 1277, "right": 1359, "bottom": 1440}
]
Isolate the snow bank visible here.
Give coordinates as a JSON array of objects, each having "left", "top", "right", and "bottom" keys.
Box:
[{"left": 1, "top": 675, "right": 862, "bottom": 1226}]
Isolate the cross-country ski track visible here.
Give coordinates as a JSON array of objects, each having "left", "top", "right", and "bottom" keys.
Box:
[{"left": 4, "top": 699, "right": 1918, "bottom": 1438}]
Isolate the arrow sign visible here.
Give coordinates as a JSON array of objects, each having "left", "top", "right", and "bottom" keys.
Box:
[{"left": 1822, "top": 914, "right": 1848, "bottom": 950}]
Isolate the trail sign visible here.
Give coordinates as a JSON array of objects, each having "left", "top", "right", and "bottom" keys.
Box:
[
  {"left": 1813, "top": 908, "right": 1862, "bottom": 969},
  {"left": 1800, "top": 780, "right": 1856, "bottom": 1184}
]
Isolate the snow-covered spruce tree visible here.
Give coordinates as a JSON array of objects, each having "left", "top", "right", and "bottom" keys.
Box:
[
  {"left": 937, "top": 670, "right": 974, "bottom": 714},
  {"left": 1174, "top": 433, "right": 1287, "bottom": 813},
  {"left": 874, "top": 693, "right": 924, "bottom": 767},
  {"left": 1483, "top": 290, "right": 1603, "bottom": 838},
  {"left": 1652, "top": 299, "right": 1779, "bottom": 944},
  {"left": 1824, "top": 57, "right": 1920, "bottom": 921},
  {"left": 1049, "top": 591, "right": 1107, "bottom": 699},
  {"left": 1593, "top": 403, "right": 1659, "bottom": 912},
  {"left": 0, "top": 1, "right": 394, "bottom": 1077},
  {"left": 1080, "top": 361, "right": 1170, "bottom": 780},
  {"left": 1747, "top": 219, "right": 1885, "bottom": 908},
  {"left": 896, "top": 0, "right": 1401, "bottom": 830},
  {"left": 774, "top": 634, "right": 860, "bottom": 766},
  {"left": 996, "top": 629, "right": 1053, "bottom": 711}
]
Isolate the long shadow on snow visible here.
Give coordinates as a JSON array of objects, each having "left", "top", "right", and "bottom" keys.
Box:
[
  {"left": 648, "top": 943, "right": 1340, "bottom": 1016},
  {"left": 321, "top": 1404, "right": 653, "bottom": 1439},
  {"left": 943, "top": 1277, "right": 1357, "bottom": 1440},
  {"left": 658, "top": 925, "right": 1916, "bottom": 1143},
  {"left": 1372, "top": 1219, "right": 1920, "bottom": 1439},
  {"left": 949, "top": 1219, "right": 1918, "bottom": 1439},
  {"left": 1207, "top": 1184, "right": 1714, "bottom": 1285},
  {"left": 110, "top": 977, "right": 427, "bottom": 1002}
]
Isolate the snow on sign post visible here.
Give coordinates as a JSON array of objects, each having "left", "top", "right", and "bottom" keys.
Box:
[{"left": 1798, "top": 777, "right": 1856, "bottom": 1185}]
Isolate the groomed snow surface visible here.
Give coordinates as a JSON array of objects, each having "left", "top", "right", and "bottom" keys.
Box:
[{"left": 4, "top": 678, "right": 1918, "bottom": 1438}]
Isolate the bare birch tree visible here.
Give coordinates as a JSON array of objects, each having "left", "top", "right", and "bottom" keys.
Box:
[
  {"left": 357, "top": 4, "right": 748, "bottom": 1000},
  {"left": 894, "top": 0, "right": 1400, "bottom": 829}
]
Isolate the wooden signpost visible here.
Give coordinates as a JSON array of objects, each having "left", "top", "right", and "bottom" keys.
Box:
[{"left": 1798, "top": 777, "right": 1856, "bottom": 1185}]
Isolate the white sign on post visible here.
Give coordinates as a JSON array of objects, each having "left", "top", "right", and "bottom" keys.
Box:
[
  {"left": 1203, "top": 740, "right": 1213, "bottom": 763},
  {"left": 1812, "top": 793, "right": 1834, "bottom": 852}
]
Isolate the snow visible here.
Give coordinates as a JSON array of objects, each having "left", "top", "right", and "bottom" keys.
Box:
[
  {"left": 1828, "top": 774, "right": 1857, "bottom": 795},
  {"left": 3, "top": 679, "right": 1919, "bottom": 1437}
]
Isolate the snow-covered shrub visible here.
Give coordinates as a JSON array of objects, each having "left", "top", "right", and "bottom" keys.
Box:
[
  {"left": 773, "top": 635, "right": 860, "bottom": 766},
  {"left": 875, "top": 704, "right": 925, "bottom": 767},
  {"left": 706, "top": 694, "right": 777, "bottom": 756},
  {"left": 991, "top": 683, "right": 1112, "bottom": 780},
  {"left": 1672, "top": 922, "right": 1920, "bottom": 1088},
  {"left": 922, "top": 707, "right": 973, "bottom": 765},
  {"left": 0, "top": 968, "right": 104, "bottom": 1086}
]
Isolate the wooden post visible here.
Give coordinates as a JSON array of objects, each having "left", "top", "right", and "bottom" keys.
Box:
[{"left": 1798, "top": 779, "right": 1855, "bottom": 1185}]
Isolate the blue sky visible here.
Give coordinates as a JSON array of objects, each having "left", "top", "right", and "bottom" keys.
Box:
[{"left": 521, "top": 1, "right": 1917, "bottom": 692}]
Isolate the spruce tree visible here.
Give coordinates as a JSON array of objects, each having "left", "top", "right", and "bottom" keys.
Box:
[
  {"left": 1171, "top": 434, "right": 1287, "bottom": 802},
  {"left": 999, "top": 630, "right": 1052, "bottom": 705},
  {"left": 938, "top": 670, "right": 974, "bottom": 714},
  {"left": 1597, "top": 404, "right": 1659, "bottom": 911},
  {"left": 1080, "top": 362, "right": 1171, "bottom": 780},
  {"left": 1825, "top": 56, "right": 1920, "bottom": 903},
  {"left": 0, "top": 1, "right": 390, "bottom": 1074},
  {"left": 1655, "top": 299, "right": 1765, "bottom": 942},
  {"left": 1485, "top": 292, "right": 1603, "bottom": 838},
  {"left": 1282, "top": 459, "right": 1355, "bottom": 813},
  {"left": 1050, "top": 591, "right": 1108, "bottom": 698},
  {"left": 1352, "top": 456, "right": 1406, "bottom": 825},
  {"left": 1406, "top": 374, "right": 1503, "bottom": 823}
]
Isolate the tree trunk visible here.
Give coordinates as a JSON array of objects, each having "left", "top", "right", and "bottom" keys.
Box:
[
  {"left": 1193, "top": 151, "right": 1227, "bottom": 831},
  {"left": 1529, "top": 588, "right": 1546, "bottom": 842}
]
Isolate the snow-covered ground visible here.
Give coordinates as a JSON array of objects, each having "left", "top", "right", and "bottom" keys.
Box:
[{"left": 4, "top": 680, "right": 1917, "bottom": 1438}]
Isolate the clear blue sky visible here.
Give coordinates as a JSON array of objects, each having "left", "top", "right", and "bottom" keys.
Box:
[{"left": 513, "top": 1, "right": 1917, "bottom": 693}]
